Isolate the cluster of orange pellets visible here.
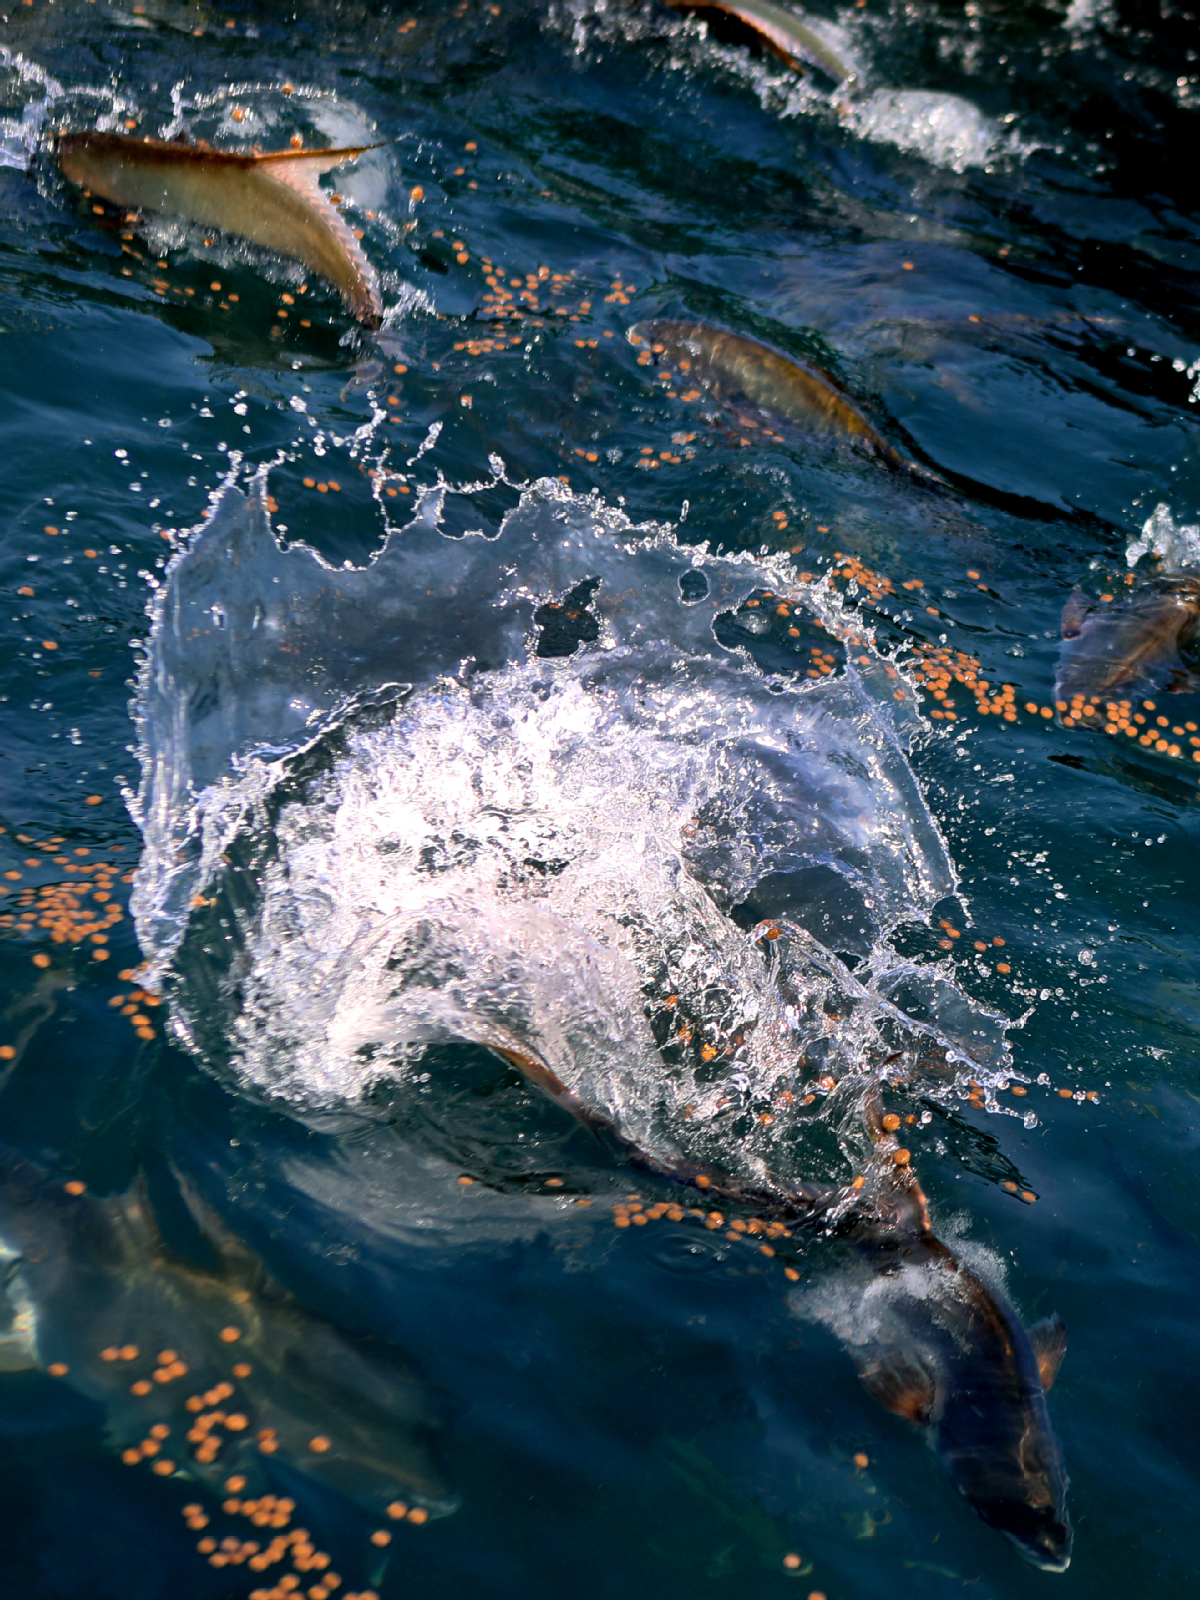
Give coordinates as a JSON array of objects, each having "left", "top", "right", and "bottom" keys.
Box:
[
  {"left": 603, "top": 276, "right": 635, "bottom": 306},
  {"left": 906, "top": 644, "right": 1041, "bottom": 723},
  {"left": 611, "top": 1195, "right": 805, "bottom": 1280},
  {"left": 635, "top": 432, "right": 697, "bottom": 468},
  {"left": 478, "top": 259, "right": 590, "bottom": 326},
  {"left": 0, "top": 833, "right": 131, "bottom": 966},
  {"left": 106, "top": 983, "right": 162, "bottom": 1041},
  {"left": 1058, "top": 694, "right": 1200, "bottom": 761},
  {"left": 829, "top": 552, "right": 896, "bottom": 605},
  {"left": 179, "top": 1478, "right": 428, "bottom": 1600},
  {"left": 453, "top": 332, "right": 523, "bottom": 355},
  {"left": 366, "top": 467, "right": 413, "bottom": 501},
  {"left": 935, "top": 918, "right": 1010, "bottom": 971}
]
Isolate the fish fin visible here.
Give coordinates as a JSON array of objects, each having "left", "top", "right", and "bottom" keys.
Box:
[
  {"left": 167, "top": 1164, "right": 269, "bottom": 1288},
  {"left": 1061, "top": 588, "right": 1092, "bottom": 640},
  {"left": 1028, "top": 1314, "right": 1067, "bottom": 1391},
  {"left": 254, "top": 145, "right": 384, "bottom": 327},
  {"left": 856, "top": 1347, "right": 937, "bottom": 1424}
]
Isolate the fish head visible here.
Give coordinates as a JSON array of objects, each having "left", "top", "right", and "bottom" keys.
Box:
[{"left": 937, "top": 1377, "right": 1071, "bottom": 1571}]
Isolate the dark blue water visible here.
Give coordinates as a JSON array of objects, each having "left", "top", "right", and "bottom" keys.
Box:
[{"left": 2, "top": 2, "right": 1200, "bottom": 1597}]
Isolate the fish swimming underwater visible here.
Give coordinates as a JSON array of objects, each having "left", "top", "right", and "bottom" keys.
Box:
[
  {"left": 474, "top": 993, "right": 1072, "bottom": 1571},
  {"left": 667, "top": 0, "right": 864, "bottom": 87},
  {"left": 132, "top": 475, "right": 1066, "bottom": 1564},
  {"left": 1055, "top": 574, "right": 1200, "bottom": 709},
  {"left": 796, "top": 1111, "right": 1072, "bottom": 1571},
  {"left": 0, "top": 1151, "right": 454, "bottom": 1516},
  {"left": 628, "top": 319, "right": 932, "bottom": 478},
  {"left": 57, "top": 132, "right": 383, "bottom": 326}
]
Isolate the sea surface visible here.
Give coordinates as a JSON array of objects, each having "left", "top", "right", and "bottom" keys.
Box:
[{"left": 2, "top": 2, "right": 1199, "bottom": 1597}]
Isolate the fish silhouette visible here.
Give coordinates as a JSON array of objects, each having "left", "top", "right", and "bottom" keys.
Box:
[
  {"left": 1055, "top": 575, "right": 1200, "bottom": 708},
  {"left": 0, "top": 1152, "right": 455, "bottom": 1517},
  {"left": 628, "top": 319, "right": 937, "bottom": 479},
  {"left": 57, "top": 132, "right": 384, "bottom": 326}
]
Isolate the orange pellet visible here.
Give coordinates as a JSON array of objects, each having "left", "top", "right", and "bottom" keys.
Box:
[
  {"left": 219, "top": 1327, "right": 242, "bottom": 1343},
  {"left": 407, "top": 1507, "right": 429, "bottom": 1524},
  {"left": 309, "top": 1437, "right": 331, "bottom": 1453},
  {"left": 64, "top": 1180, "right": 86, "bottom": 1195},
  {"left": 370, "top": 1531, "right": 391, "bottom": 1547}
]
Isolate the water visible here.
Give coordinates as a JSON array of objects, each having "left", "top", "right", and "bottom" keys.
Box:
[{"left": 1, "top": 1, "right": 1199, "bottom": 1595}]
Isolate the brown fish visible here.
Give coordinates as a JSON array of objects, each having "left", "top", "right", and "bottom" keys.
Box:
[
  {"left": 629, "top": 319, "right": 927, "bottom": 476},
  {"left": 466, "top": 1026, "right": 1071, "bottom": 1569},
  {"left": 58, "top": 131, "right": 384, "bottom": 326},
  {"left": 1055, "top": 575, "right": 1200, "bottom": 708}
]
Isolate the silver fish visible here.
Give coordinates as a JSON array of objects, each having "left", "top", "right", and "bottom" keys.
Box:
[
  {"left": 58, "top": 132, "right": 384, "bottom": 326},
  {"left": 668, "top": 0, "right": 864, "bottom": 88}
]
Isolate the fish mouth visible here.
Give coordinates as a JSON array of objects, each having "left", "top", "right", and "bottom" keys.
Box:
[
  {"left": 971, "top": 1496, "right": 1072, "bottom": 1572},
  {"left": 996, "top": 1516, "right": 1073, "bottom": 1573}
]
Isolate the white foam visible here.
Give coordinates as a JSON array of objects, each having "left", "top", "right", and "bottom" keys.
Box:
[
  {"left": 1125, "top": 502, "right": 1200, "bottom": 571},
  {"left": 842, "top": 89, "right": 1002, "bottom": 174},
  {"left": 133, "top": 475, "right": 1012, "bottom": 1176}
]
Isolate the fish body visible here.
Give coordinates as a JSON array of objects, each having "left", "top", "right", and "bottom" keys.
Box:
[
  {"left": 57, "top": 132, "right": 383, "bottom": 326},
  {"left": 1055, "top": 573, "right": 1200, "bottom": 708},
  {"left": 823, "top": 1167, "right": 1071, "bottom": 1571},
  {"left": 628, "top": 318, "right": 912, "bottom": 471},
  {"left": 668, "top": 0, "right": 863, "bottom": 87},
  {"left": 0, "top": 1154, "right": 454, "bottom": 1515}
]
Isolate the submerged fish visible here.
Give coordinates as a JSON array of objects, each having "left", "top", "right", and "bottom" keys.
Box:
[
  {"left": 668, "top": 0, "right": 863, "bottom": 87},
  {"left": 1055, "top": 574, "right": 1200, "bottom": 708},
  {"left": 0, "top": 1152, "right": 454, "bottom": 1515},
  {"left": 478, "top": 1031, "right": 1072, "bottom": 1570},
  {"left": 806, "top": 1137, "right": 1071, "bottom": 1570},
  {"left": 57, "top": 132, "right": 384, "bottom": 326},
  {"left": 628, "top": 319, "right": 926, "bottom": 476}
]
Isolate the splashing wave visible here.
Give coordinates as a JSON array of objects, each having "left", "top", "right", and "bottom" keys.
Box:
[{"left": 132, "top": 472, "right": 1012, "bottom": 1181}]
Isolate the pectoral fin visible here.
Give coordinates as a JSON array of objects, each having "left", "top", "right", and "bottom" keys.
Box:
[
  {"left": 1061, "top": 588, "right": 1092, "bottom": 640},
  {"left": 855, "top": 1348, "right": 938, "bottom": 1425},
  {"left": 1028, "top": 1314, "right": 1067, "bottom": 1391}
]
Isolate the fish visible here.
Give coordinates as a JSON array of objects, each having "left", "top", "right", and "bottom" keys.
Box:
[
  {"left": 466, "top": 1029, "right": 1072, "bottom": 1570},
  {"left": 1055, "top": 574, "right": 1200, "bottom": 708},
  {"left": 667, "top": 0, "right": 864, "bottom": 88},
  {"left": 814, "top": 1127, "right": 1072, "bottom": 1572},
  {"left": 0, "top": 1151, "right": 455, "bottom": 1516},
  {"left": 628, "top": 319, "right": 931, "bottom": 478},
  {"left": 57, "top": 132, "right": 384, "bottom": 326}
]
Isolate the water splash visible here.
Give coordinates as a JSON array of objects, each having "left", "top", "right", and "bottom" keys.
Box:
[
  {"left": 840, "top": 89, "right": 1004, "bottom": 175},
  {"left": 132, "top": 473, "right": 1012, "bottom": 1183},
  {"left": 1125, "top": 502, "right": 1200, "bottom": 572}
]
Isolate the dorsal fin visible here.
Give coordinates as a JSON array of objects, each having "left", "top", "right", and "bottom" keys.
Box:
[
  {"left": 1028, "top": 1314, "right": 1067, "bottom": 1391},
  {"left": 167, "top": 1163, "right": 268, "bottom": 1287}
]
